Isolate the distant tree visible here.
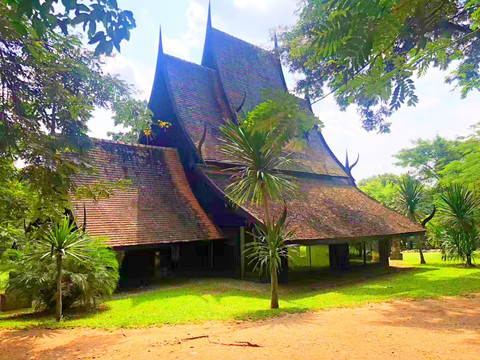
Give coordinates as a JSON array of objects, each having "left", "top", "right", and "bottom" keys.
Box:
[
  {"left": 439, "top": 184, "right": 480, "bottom": 266},
  {"left": 358, "top": 173, "right": 400, "bottom": 209},
  {"left": 438, "top": 123, "right": 480, "bottom": 193},
  {"left": 396, "top": 175, "right": 429, "bottom": 263},
  {"left": 220, "top": 90, "right": 320, "bottom": 309},
  {"left": 395, "top": 136, "right": 462, "bottom": 182},
  {"left": 280, "top": 0, "right": 480, "bottom": 132}
]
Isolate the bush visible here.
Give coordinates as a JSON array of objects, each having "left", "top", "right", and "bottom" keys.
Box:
[{"left": 7, "top": 238, "right": 119, "bottom": 311}]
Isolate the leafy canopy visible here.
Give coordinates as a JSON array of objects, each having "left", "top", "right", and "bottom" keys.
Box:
[
  {"left": 3, "top": 0, "right": 136, "bottom": 55},
  {"left": 281, "top": 0, "right": 480, "bottom": 132}
]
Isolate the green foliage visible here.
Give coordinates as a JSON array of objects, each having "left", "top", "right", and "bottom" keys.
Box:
[
  {"left": 0, "top": 0, "right": 142, "bottom": 239},
  {"left": 6, "top": 218, "right": 119, "bottom": 312},
  {"left": 246, "top": 209, "right": 294, "bottom": 276},
  {"left": 220, "top": 95, "right": 314, "bottom": 309},
  {"left": 438, "top": 184, "right": 480, "bottom": 265},
  {"left": 438, "top": 123, "right": 480, "bottom": 192},
  {"left": 108, "top": 99, "right": 155, "bottom": 143},
  {"left": 358, "top": 173, "right": 400, "bottom": 208},
  {"left": 3, "top": 0, "right": 136, "bottom": 55},
  {"left": 244, "top": 89, "right": 322, "bottom": 150},
  {"left": 395, "top": 136, "right": 462, "bottom": 182},
  {"left": 396, "top": 174, "right": 428, "bottom": 222},
  {"left": 219, "top": 119, "right": 298, "bottom": 207},
  {"left": 281, "top": 0, "right": 480, "bottom": 132},
  {"left": 1, "top": 252, "right": 479, "bottom": 329},
  {"left": 7, "top": 238, "right": 118, "bottom": 311}
]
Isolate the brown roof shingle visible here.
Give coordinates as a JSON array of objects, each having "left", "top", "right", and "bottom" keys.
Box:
[
  {"left": 203, "top": 168, "right": 425, "bottom": 241},
  {"left": 71, "top": 140, "right": 222, "bottom": 247}
]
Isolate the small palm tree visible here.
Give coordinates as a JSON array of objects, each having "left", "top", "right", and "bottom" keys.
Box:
[
  {"left": 246, "top": 208, "right": 294, "bottom": 308},
  {"left": 220, "top": 120, "right": 297, "bottom": 309},
  {"left": 37, "top": 217, "right": 92, "bottom": 321},
  {"left": 396, "top": 175, "right": 427, "bottom": 264},
  {"left": 439, "top": 185, "right": 480, "bottom": 266}
]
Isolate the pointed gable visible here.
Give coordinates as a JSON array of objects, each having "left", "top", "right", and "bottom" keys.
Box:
[
  {"left": 164, "top": 55, "right": 232, "bottom": 162},
  {"left": 202, "top": 28, "right": 287, "bottom": 112}
]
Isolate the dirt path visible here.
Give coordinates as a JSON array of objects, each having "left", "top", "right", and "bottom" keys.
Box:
[{"left": 2, "top": 295, "right": 480, "bottom": 360}]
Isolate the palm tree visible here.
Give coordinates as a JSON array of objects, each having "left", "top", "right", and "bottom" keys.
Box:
[
  {"left": 439, "top": 184, "right": 480, "bottom": 266},
  {"left": 396, "top": 175, "right": 427, "bottom": 264},
  {"left": 220, "top": 120, "right": 297, "bottom": 309},
  {"left": 37, "top": 217, "right": 92, "bottom": 321}
]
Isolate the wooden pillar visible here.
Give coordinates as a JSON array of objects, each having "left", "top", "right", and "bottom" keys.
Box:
[
  {"left": 209, "top": 241, "right": 214, "bottom": 269},
  {"left": 240, "top": 226, "right": 245, "bottom": 279},
  {"left": 363, "top": 241, "right": 367, "bottom": 265},
  {"left": 329, "top": 243, "right": 350, "bottom": 271},
  {"left": 378, "top": 238, "right": 391, "bottom": 267}
]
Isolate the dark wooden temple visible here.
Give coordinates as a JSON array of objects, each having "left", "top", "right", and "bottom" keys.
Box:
[{"left": 71, "top": 8, "right": 425, "bottom": 285}]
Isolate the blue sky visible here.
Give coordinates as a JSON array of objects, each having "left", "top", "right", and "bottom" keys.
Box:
[{"left": 88, "top": 0, "right": 480, "bottom": 181}]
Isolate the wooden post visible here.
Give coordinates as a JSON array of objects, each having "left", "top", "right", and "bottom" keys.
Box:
[
  {"left": 363, "top": 241, "right": 367, "bottom": 265},
  {"left": 309, "top": 245, "right": 312, "bottom": 269},
  {"left": 378, "top": 238, "right": 391, "bottom": 268},
  {"left": 209, "top": 241, "right": 214, "bottom": 269},
  {"left": 240, "top": 226, "right": 245, "bottom": 279}
]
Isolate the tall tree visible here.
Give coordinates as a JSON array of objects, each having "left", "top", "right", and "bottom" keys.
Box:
[
  {"left": 0, "top": 1, "right": 141, "bottom": 236},
  {"left": 220, "top": 90, "right": 320, "bottom": 309},
  {"left": 281, "top": 0, "right": 480, "bottom": 132},
  {"left": 396, "top": 174, "right": 429, "bottom": 263}
]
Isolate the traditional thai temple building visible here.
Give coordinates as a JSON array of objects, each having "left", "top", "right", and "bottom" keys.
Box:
[{"left": 71, "top": 7, "right": 424, "bottom": 286}]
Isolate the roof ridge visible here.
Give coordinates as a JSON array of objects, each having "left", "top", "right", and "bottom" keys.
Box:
[
  {"left": 92, "top": 138, "right": 176, "bottom": 152},
  {"left": 211, "top": 27, "right": 276, "bottom": 58},
  {"left": 164, "top": 53, "right": 216, "bottom": 72}
]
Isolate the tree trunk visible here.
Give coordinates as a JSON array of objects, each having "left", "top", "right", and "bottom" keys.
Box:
[
  {"left": 262, "top": 186, "right": 271, "bottom": 225},
  {"left": 466, "top": 254, "right": 473, "bottom": 267},
  {"left": 418, "top": 235, "right": 426, "bottom": 264},
  {"left": 56, "top": 253, "right": 63, "bottom": 322},
  {"left": 419, "top": 246, "right": 426, "bottom": 264},
  {"left": 270, "top": 262, "right": 279, "bottom": 309}
]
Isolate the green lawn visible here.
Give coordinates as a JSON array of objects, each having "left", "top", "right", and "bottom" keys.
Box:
[{"left": 1, "top": 252, "right": 479, "bottom": 330}]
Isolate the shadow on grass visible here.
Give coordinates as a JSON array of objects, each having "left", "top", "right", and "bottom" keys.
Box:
[{"left": 1, "top": 261, "right": 480, "bottom": 329}]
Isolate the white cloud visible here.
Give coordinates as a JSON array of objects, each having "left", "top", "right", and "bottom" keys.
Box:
[
  {"left": 161, "top": 1, "right": 207, "bottom": 62},
  {"left": 183, "top": 1, "right": 208, "bottom": 47},
  {"left": 162, "top": 35, "right": 190, "bottom": 60},
  {"left": 102, "top": 54, "right": 150, "bottom": 97}
]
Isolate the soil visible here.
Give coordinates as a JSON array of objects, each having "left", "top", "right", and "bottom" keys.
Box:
[{"left": 2, "top": 295, "right": 480, "bottom": 360}]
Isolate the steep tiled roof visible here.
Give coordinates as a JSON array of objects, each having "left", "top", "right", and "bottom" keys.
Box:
[
  {"left": 204, "top": 28, "right": 287, "bottom": 113},
  {"left": 70, "top": 140, "right": 222, "bottom": 247},
  {"left": 161, "top": 54, "right": 348, "bottom": 177},
  {"left": 283, "top": 130, "right": 348, "bottom": 177},
  {"left": 203, "top": 168, "right": 424, "bottom": 241},
  {"left": 164, "top": 55, "right": 232, "bottom": 162}
]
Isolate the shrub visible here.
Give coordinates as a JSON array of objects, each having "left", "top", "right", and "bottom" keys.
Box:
[{"left": 7, "top": 238, "right": 119, "bottom": 311}]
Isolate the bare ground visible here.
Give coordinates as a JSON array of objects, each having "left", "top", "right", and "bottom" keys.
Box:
[{"left": 2, "top": 295, "right": 480, "bottom": 360}]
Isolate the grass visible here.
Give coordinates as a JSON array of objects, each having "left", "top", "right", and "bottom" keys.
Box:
[{"left": 1, "top": 252, "right": 479, "bottom": 330}]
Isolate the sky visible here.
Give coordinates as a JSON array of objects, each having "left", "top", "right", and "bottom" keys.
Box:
[{"left": 88, "top": 0, "right": 480, "bottom": 181}]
